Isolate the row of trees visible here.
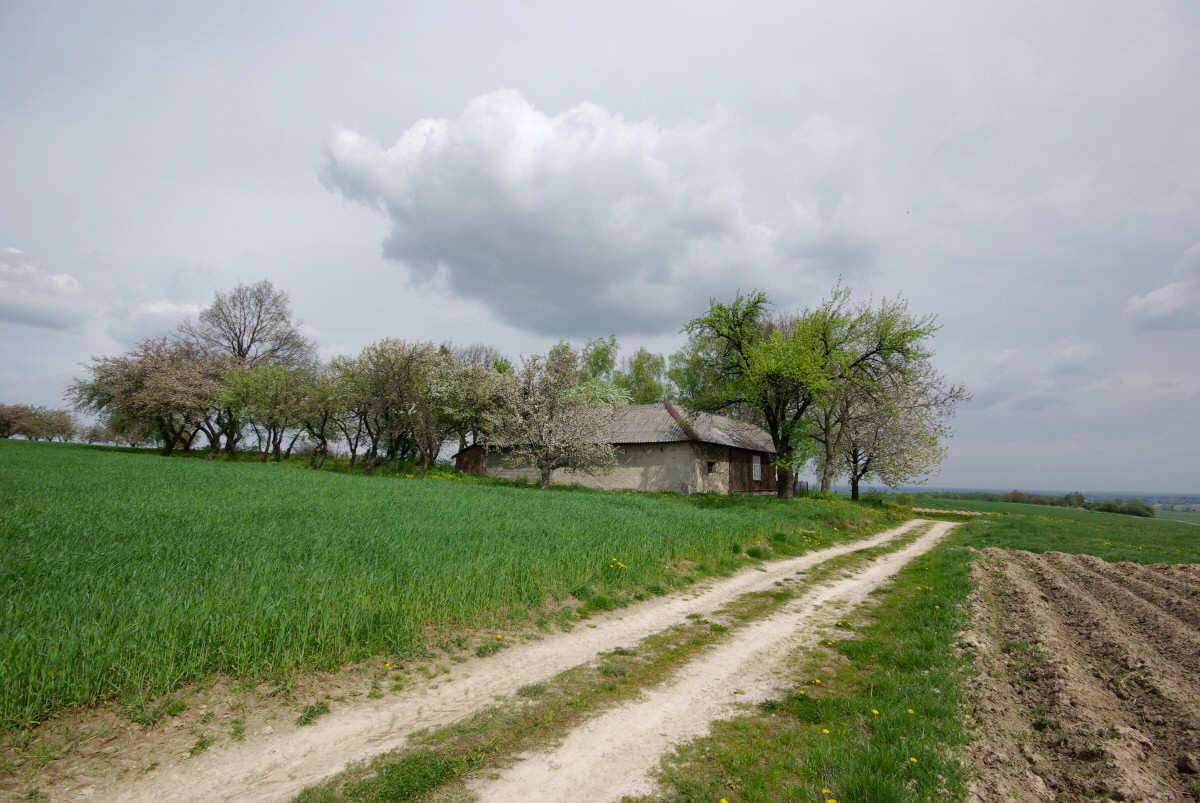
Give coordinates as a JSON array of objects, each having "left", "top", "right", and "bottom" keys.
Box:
[
  {"left": 64, "top": 279, "right": 967, "bottom": 497},
  {"left": 0, "top": 403, "right": 77, "bottom": 442}
]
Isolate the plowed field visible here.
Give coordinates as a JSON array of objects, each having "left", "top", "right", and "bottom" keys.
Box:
[{"left": 968, "top": 548, "right": 1200, "bottom": 803}]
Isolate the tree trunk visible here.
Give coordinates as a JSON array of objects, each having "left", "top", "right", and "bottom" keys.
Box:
[
  {"left": 284, "top": 430, "right": 302, "bottom": 460},
  {"left": 776, "top": 465, "right": 795, "bottom": 500},
  {"left": 850, "top": 476, "right": 860, "bottom": 501},
  {"left": 417, "top": 454, "right": 429, "bottom": 479},
  {"left": 540, "top": 466, "right": 552, "bottom": 489}
]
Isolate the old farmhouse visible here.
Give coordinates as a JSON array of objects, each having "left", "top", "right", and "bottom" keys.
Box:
[{"left": 455, "top": 401, "right": 777, "bottom": 495}]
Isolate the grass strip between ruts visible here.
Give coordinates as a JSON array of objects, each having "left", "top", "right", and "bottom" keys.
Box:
[
  {"left": 293, "top": 524, "right": 934, "bottom": 802},
  {"left": 630, "top": 535, "right": 974, "bottom": 803}
]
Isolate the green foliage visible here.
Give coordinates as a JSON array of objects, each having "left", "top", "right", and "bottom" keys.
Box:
[
  {"left": 0, "top": 439, "right": 898, "bottom": 729},
  {"left": 580, "top": 334, "right": 619, "bottom": 382},
  {"left": 614, "top": 346, "right": 669, "bottom": 404}
]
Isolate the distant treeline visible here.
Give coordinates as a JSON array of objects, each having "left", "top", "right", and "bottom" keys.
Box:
[{"left": 914, "top": 490, "right": 1155, "bottom": 518}]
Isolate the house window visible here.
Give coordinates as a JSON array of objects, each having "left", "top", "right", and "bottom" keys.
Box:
[
  {"left": 706, "top": 461, "right": 715, "bottom": 474},
  {"left": 752, "top": 454, "right": 762, "bottom": 481}
]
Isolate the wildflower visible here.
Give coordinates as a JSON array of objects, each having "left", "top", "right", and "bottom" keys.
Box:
[
  {"left": 496, "top": 634, "right": 503, "bottom": 639},
  {"left": 822, "top": 728, "right": 830, "bottom": 734},
  {"left": 814, "top": 679, "right": 821, "bottom": 684},
  {"left": 871, "top": 709, "right": 879, "bottom": 715},
  {"left": 798, "top": 690, "right": 806, "bottom": 695},
  {"left": 907, "top": 708, "right": 915, "bottom": 714},
  {"left": 935, "top": 605, "right": 940, "bottom": 609},
  {"left": 823, "top": 789, "right": 831, "bottom": 794},
  {"left": 910, "top": 757, "right": 918, "bottom": 763}
]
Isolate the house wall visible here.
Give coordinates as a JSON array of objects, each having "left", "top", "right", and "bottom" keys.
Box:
[{"left": 479, "top": 441, "right": 732, "bottom": 495}]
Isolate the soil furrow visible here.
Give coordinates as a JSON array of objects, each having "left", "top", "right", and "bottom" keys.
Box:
[
  {"left": 1039, "top": 551, "right": 1200, "bottom": 661},
  {"left": 1072, "top": 555, "right": 1200, "bottom": 630},
  {"left": 969, "top": 548, "right": 1200, "bottom": 803},
  {"left": 1016, "top": 551, "right": 1196, "bottom": 713},
  {"left": 986, "top": 551, "right": 1180, "bottom": 800}
]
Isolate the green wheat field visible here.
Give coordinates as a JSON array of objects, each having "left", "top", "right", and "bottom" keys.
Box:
[{"left": 0, "top": 439, "right": 900, "bottom": 730}]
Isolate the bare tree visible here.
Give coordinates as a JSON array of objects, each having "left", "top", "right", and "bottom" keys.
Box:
[{"left": 179, "top": 279, "right": 314, "bottom": 369}]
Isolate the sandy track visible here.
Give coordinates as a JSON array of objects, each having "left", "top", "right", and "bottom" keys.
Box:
[
  {"left": 967, "top": 548, "right": 1200, "bottom": 803},
  {"left": 19, "top": 519, "right": 932, "bottom": 803},
  {"left": 470, "top": 521, "right": 957, "bottom": 803}
]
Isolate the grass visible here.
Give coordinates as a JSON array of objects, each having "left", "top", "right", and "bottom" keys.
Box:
[
  {"left": 947, "top": 505, "right": 1200, "bottom": 564},
  {"left": 0, "top": 439, "right": 905, "bottom": 730}
]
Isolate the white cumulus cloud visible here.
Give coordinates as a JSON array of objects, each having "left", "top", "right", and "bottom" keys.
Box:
[
  {"left": 321, "top": 90, "right": 791, "bottom": 336},
  {"left": 0, "top": 251, "right": 89, "bottom": 331}
]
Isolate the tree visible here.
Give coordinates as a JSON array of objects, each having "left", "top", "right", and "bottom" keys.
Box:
[
  {"left": 179, "top": 280, "right": 314, "bottom": 455},
  {"left": 837, "top": 357, "right": 969, "bottom": 500},
  {"left": 294, "top": 365, "right": 342, "bottom": 470},
  {"left": 488, "top": 348, "right": 621, "bottom": 489},
  {"left": 178, "top": 279, "right": 313, "bottom": 369},
  {"left": 580, "top": 335, "right": 618, "bottom": 382},
  {"left": 220, "top": 363, "right": 308, "bottom": 462},
  {"left": 614, "top": 347, "right": 668, "bottom": 404},
  {"left": 680, "top": 285, "right": 942, "bottom": 499},
  {"left": 338, "top": 338, "right": 434, "bottom": 475},
  {"left": 67, "top": 338, "right": 225, "bottom": 456},
  {"left": 0, "top": 404, "right": 28, "bottom": 438}
]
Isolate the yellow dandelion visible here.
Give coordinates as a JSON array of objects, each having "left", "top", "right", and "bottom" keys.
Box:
[
  {"left": 935, "top": 605, "right": 940, "bottom": 609},
  {"left": 871, "top": 709, "right": 879, "bottom": 715},
  {"left": 822, "top": 728, "right": 830, "bottom": 734},
  {"left": 823, "top": 789, "right": 831, "bottom": 794},
  {"left": 909, "top": 757, "right": 918, "bottom": 764},
  {"left": 798, "top": 690, "right": 806, "bottom": 695},
  {"left": 496, "top": 634, "right": 503, "bottom": 639},
  {"left": 907, "top": 708, "right": 915, "bottom": 714},
  {"left": 814, "top": 679, "right": 821, "bottom": 684}
]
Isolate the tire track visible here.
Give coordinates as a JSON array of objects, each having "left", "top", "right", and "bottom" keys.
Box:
[{"left": 469, "top": 522, "right": 958, "bottom": 803}]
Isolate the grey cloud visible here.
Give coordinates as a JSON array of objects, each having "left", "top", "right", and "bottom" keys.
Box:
[
  {"left": 321, "top": 90, "right": 797, "bottom": 336},
  {"left": 0, "top": 252, "right": 89, "bottom": 331},
  {"left": 1123, "top": 244, "right": 1200, "bottom": 331}
]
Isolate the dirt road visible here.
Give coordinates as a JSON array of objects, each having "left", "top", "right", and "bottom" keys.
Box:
[{"left": 16, "top": 519, "right": 954, "bottom": 803}]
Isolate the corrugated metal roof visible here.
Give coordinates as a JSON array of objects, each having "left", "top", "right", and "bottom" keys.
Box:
[{"left": 604, "top": 403, "right": 775, "bottom": 453}]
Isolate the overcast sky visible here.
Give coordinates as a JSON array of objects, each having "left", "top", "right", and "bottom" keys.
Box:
[{"left": 3, "top": 1, "right": 1197, "bottom": 493}]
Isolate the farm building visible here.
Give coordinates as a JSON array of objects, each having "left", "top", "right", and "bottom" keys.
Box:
[{"left": 455, "top": 401, "right": 777, "bottom": 495}]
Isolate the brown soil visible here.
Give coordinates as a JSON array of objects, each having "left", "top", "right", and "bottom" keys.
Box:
[{"left": 966, "top": 548, "right": 1200, "bottom": 803}]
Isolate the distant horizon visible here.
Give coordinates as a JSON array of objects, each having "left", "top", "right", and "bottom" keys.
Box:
[{"left": 811, "top": 482, "right": 1200, "bottom": 501}]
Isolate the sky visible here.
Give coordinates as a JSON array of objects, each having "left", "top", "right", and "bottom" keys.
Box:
[{"left": 2, "top": 1, "right": 1198, "bottom": 494}]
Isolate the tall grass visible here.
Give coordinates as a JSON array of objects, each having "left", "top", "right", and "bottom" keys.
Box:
[{"left": 0, "top": 440, "right": 901, "bottom": 729}]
